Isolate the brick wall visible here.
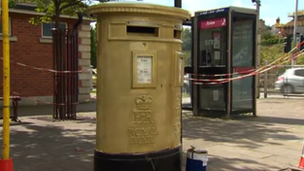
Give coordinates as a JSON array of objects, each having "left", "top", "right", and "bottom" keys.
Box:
[{"left": 0, "top": 12, "right": 91, "bottom": 105}]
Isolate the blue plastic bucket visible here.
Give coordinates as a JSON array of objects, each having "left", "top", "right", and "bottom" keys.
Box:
[{"left": 185, "top": 148, "right": 208, "bottom": 171}]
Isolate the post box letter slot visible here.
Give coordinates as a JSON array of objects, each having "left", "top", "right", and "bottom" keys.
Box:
[
  {"left": 127, "top": 26, "right": 159, "bottom": 37},
  {"left": 174, "top": 29, "right": 182, "bottom": 39}
]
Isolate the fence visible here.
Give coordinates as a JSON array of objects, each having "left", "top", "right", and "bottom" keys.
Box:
[{"left": 52, "top": 29, "right": 79, "bottom": 120}]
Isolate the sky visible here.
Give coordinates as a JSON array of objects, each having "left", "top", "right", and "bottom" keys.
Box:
[{"left": 140, "top": 0, "right": 301, "bottom": 26}]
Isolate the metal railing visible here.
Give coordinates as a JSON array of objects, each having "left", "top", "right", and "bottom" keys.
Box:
[{"left": 52, "top": 29, "right": 79, "bottom": 120}]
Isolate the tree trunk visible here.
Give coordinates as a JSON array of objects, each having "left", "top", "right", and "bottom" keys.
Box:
[
  {"left": 53, "top": 2, "right": 64, "bottom": 119},
  {"left": 54, "top": 2, "right": 60, "bottom": 29}
]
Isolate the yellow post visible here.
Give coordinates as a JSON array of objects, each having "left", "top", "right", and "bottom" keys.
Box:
[{"left": 2, "top": 0, "right": 11, "bottom": 160}]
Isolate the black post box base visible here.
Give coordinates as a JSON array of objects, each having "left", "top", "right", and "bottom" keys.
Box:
[{"left": 94, "top": 147, "right": 181, "bottom": 171}]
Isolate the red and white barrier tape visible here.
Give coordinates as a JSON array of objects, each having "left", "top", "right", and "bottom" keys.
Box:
[
  {"left": 4, "top": 51, "right": 304, "bottom": 103},
  {"left": 11, "top": 91, "right": 96, "bottom": 105},
  {"left": 190, "top": 50, "right": 304, "bottom": 85},
  {"left": 0, "top": 57, "right": 92, "bottom": 73},
  {"left": 191, "top": 65, "right": 276, "bottom": 85},
  {"left": 2, "top": 41, "right": 304, "bottom": 76},
  {"left": 186, "top": 52, "right": 293, "bottom": 83},
  {"left": 185, "top": 69, "right": 255, "bottom": 77},
  {"left": 186, "top": 41, "right": 304, "bottom": 78},
  {"left": 186, "top": 52, "right": 291, "bottom": 79}
]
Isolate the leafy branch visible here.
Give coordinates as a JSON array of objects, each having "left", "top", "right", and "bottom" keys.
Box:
[{"left": 13, "top": 0, "right": 118, "bottom": 27}]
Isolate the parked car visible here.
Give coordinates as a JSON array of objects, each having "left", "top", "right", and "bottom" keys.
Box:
[{"left": 275, "top": 68, "right": 304, "bottom": 94}]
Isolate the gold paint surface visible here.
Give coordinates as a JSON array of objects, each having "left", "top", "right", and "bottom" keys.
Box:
[
  {"left": 89, "top": 2, "right": 190, "bottom": 154},
  {"left": 174, "top": 93, "right": 181, "bottom": 140},
  {"left": 128, "top": 95, "right": 157, "bottom": 145}
]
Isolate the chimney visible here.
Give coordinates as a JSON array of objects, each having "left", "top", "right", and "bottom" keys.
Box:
[{"left": 276, "top": 17, "right": 280, "bottom": 24}]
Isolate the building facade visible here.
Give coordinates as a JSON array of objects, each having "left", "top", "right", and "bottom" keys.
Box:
[
  {"left": 0, "top": 3, "right": 92, "bottom": 105},
  {"left": 275, "top": 10, "right": 304, "bottom": 37}
]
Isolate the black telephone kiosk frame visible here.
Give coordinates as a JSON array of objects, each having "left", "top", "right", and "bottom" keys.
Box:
[{"left": 185, "top": 6, "right": 258, "bottom": 117}]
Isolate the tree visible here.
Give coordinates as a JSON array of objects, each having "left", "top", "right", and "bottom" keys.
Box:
[
  {"left": 261, "top": 27, "right": 275, "bottom": 40},
  {"left": 16, "top": 0, "right": 118, "bottom": 29},
  {"left": 9, "top": 0, "right": 17, "bottom": 8},
  {"left": 182, "top": 27, "right": 191, "bottom": 66},
  {"left": 182, "top": 27, "right": 191, "bottom": 51}
]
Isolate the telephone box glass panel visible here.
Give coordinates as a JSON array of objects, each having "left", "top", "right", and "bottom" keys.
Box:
[
  {"left": 232, "top": 19, "right": 255, "bottom": 67},
  {"left": 231, "top": 13, "right": 256, "bottom": 112},
  {"left": 199, "top": 17, "right": 228, "bottom": 67},
  {"left": 199, "top": 85, "right": 225, "bottom": 111}
]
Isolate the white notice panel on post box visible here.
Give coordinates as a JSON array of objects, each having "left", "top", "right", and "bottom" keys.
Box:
[{"left": 137, "top": 56, "right": 153, "bottom": 84}]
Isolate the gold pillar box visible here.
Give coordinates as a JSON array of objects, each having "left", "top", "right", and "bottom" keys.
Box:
[{"left": 87, "top": 2, "right": 190, "bottom": 171}]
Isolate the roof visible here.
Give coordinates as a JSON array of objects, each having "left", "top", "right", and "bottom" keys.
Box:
[
  {"left": 275, "top": 18, "right": 304, "bottom": 28},
  {"left": 288, "top": 10, "right": 304, "bottom": 17},
  {"left": 195, "top": 6, "right": 257, "bottom": 16}
]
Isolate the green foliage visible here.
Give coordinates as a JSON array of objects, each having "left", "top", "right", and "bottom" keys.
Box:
[
  {"left": 17, "top": 0, "right": 89, "bottom": 25},
  {"left": 261, "top": 44, "right": 284, "bottom": 66},
  {"left": 261, "top": 37, "right": 284, "bottom": 46},
  {"left": 90, "top": 27, "right": 97, "bottom": 68},
  {"left": 16, "top": 0, "right": 120, "bottom": 26},
  {"left": 260, "top": 24, "right": 291, "bottom": 65},
  {"left": 261, "top": 28, "right": 275, "bottom": 40},
  {"left": 182, "top": 27, "right": 191, "bottom": 66},
  {"left": 183, "top": 51, "right": 191, "bottom": 66},
  {"left": 182, "top": 27, "right": 191, "bottom": 51},
  {"left": 261, "top": 43, "right": 304, "bottom": 66},
  {"left": 9, "top": 0, "right": 16, "bottom": 8},
  {"left": 260, "top": 24, "right": 283, "bottom": 46}
]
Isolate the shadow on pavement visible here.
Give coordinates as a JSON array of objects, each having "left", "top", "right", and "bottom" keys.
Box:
[
  {"left": 242, "top": 116, "right": 304, "bottom": 126},
  {"left": 0, "top": 102, "right": 96, "bottom": 118},
  {"left": 181, "top": 152, "right": 281, "bottom": 171},
  {"left": 206, "top": 154, "right": 281, "bottom": 171},
  {"left": 4, "top": 120, "right": 96, "bottom": 171},
  {"left": 182, "top": 116, "right": 299, "bottom": 149}
]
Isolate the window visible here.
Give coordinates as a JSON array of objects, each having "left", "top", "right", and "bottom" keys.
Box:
[
  {"left": 294, "top": 69, "right": 304, "bottom": 77},
  {"left": 0, "top": 17, "right": 12, "bottom": 36},
  {"left": 41, "top": 23, "right": 67, "bottom": 38}
]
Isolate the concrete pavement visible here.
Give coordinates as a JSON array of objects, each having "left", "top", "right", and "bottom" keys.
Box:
[
  {"left": 1, "top": 98, "right": 304, "bottom": 170},
  {"left": 181, "top": 98, "right": 304, "bottom": 171}
]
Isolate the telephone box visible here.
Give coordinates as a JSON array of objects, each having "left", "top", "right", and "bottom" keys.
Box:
[{"left": 188, "top": 6, "right": 258, "bottom": 117}]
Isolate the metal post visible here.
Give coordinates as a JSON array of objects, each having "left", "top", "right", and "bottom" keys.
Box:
[
  {"left": 2, "top": 0, "right": 11, "bottom": 160},
  {"left": 174, "top": 0, "right": 182, "bottom": 8},
  {"left": 226, "top": 11, "right": 232, "bottom": 118},
  {"left": 253, "top": 0, "right": 260, "bottom": 116},
  {"left": 254, "top": 0, "right": 261, "bottom": 99},
  {"left": 292, "top": 0, "right": 298, "bottom": 66},
  {"left": 263, "top": 60, "right": 268, "bottom": 98},
  {"left": 192, "top": 16, "right": 198, "bottom": 116}
]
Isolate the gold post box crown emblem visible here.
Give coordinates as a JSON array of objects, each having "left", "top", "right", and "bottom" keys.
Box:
[{"left": 135, "top": 95, "right": 152, "bottom": 110}]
